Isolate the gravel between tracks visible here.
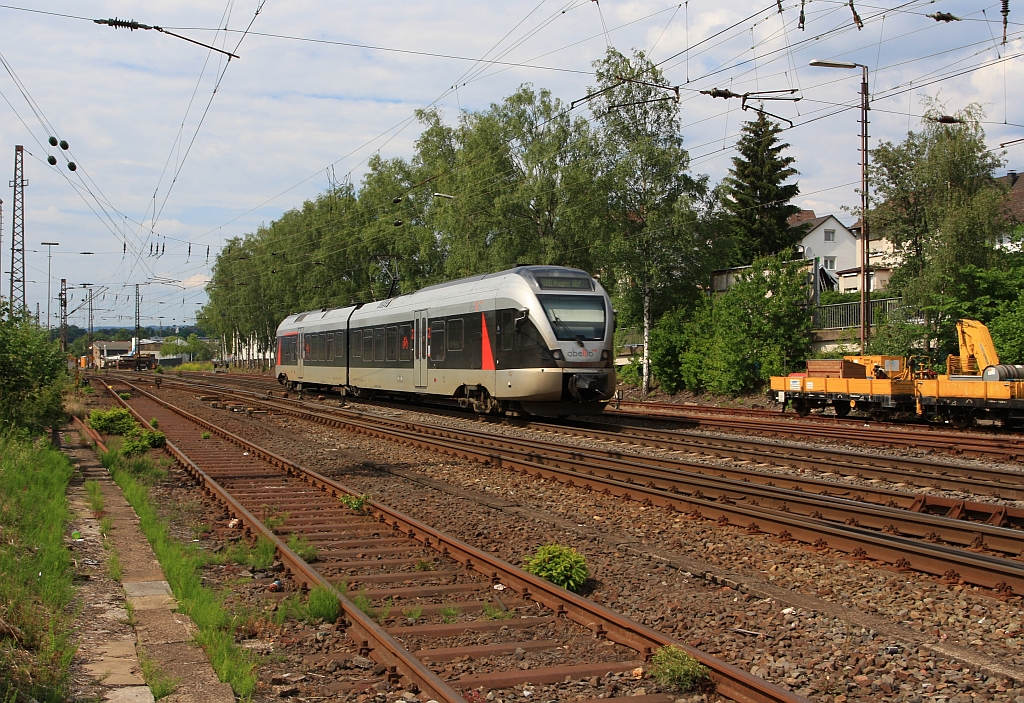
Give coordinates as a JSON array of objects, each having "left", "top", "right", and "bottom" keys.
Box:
[{"left": 141, "top": 382, "right": 1024, "bottom": 703}]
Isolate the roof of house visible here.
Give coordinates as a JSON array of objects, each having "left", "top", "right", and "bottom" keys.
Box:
[
  {"left": 787, "top": 209, "right": 818, "bottom": 226},
  {"left": 791, "top": 213, "right": 846, "bottom": 233},
  {"left": 1001, "top": 171, "right": 1023, "bottom": 224}
]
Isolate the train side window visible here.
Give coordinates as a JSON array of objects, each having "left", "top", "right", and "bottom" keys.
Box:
[
  {"left": 447, "top": 317, "right": 464, "bottom": 351},
  {"left": 429, "top": 320, "right": 445, "bottom": 361},
  {"left": 386, "top": 326, "right": 398, "bottom": 361},
  {"left": 374, "top": 328, "right": 385, "bottom": 361},
  {"left": 351, "top": 331, "right": 361, "bottom": 358},
  {"left": 399, "top": 324, "right": 412, "bottom": 361},
  {"left": 317, "top": 334, "right": 325, "bottom": 361},
  {"left": 362, "top": 330, "right": 373, "bottom": 359},
  {"left": 500, "top": 310, "right": 514, "bottom": 351},
  {"left": 326, "top": 333, "right": 335, "bottom": 362}
]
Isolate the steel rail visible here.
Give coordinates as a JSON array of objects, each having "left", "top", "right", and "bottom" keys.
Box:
[
  {"left": 105, "top": 379, "right": 806, "bottom": 703},
  {"left": 132, "top": 377, "right": 1024, "bottom": 554},
  {"left": 608, "top": 407, "right": 1022, "bottom": 462},
  {"left": 126, "top": 373, "right": 1024, "bottom": 491},
  {"left": 130, "top": 378, "right": 1024, "bottom": 595},
  {"left": 100, "top": 384, "right": 464, "bottom": 703},
  {"left": 123, "top": 374, "right": 1024, "bottom": 505}
]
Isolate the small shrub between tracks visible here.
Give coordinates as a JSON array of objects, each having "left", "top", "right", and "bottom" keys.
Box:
[
  {"left": 650, "top": 646, "right": 711, "bottom": 692},
  {"left": 522, "top": 543, "right": 588, "bottom": 592}
]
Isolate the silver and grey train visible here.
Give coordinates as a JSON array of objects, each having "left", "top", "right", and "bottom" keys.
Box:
[{"left": 274, "top": 266, "right": 616, "bottom": 415}]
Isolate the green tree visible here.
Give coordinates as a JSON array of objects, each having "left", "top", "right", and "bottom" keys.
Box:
[
  {"left": 590, "top": 48, "right": 706, "bottom": 395},
  {"left": 0, "top": 299, "right": 68, "bottom": 433},
  {"left": 721, "top": 111, "right": 802, "bottom": 264},
  {"left": 670, "top": 256, "right": 811, "bottom": 394},
  {"left": 160, "top": 335, "right": 187, "bottom": 358},
  {"left": 870, "top": 101, "right": 1009, "bottom": 355}
]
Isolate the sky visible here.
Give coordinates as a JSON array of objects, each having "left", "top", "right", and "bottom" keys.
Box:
[{"left": 0, "top": 0, "right": 1021, "bottom": 331}]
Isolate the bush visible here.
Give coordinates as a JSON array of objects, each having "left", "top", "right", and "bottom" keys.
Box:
[
  {"left": 0, "top": 432, "right": 77, "bottom": 701},
  {"left": 306, "top": 586, "right": 340, "bottom": 623},
  {"left": 89, "top": 408, "right": 138, "bottom": 435},
  {"left": 522, "top": 544, "right": 588, "bottom": 592},
  {"left": 120, "top": 429, "right": 166, "bottom": 456},
  {"left": 649, "top": 646, "right": 711, "bottom": 692},
  {"left": 0, "top": 302, "right": 68, "bottom": 434}
]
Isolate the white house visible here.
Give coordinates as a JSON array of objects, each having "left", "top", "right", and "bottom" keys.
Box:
[{"left": 789, "top": 211, "right": 892, "bottom": 293}]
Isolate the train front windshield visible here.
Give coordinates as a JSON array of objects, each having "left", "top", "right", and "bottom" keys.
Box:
[{"left": 537, "top": 295, "right": 606, "bottom": 341}]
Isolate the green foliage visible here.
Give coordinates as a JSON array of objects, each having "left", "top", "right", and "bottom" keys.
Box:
[
  {"left": 482, "top": 602, "right": 513, "bottom": 620},
  {"left": 414, "top": 559, "right": 435, "bottom": 571},
  {"left": 0, "top": 432, "right": 77, "bottom": 702},
  {"left": 149, "top": 417, "right": 159, "bottom": 429},
  {"left": 649, "top": 646, "right": 711, "bottom": 692},
  {"left": 522, "top": 543, "right": 588, "bottom": 592},
  {"left": 0, "top": 302, "right": 68, "bottom": 434},
  {"left": 138, "top": 648, "right": 180, "bottom": 699},
  {"left": 616, "top": 357, "right": 643, "bottom": 387},
  {"left": 339, "top": 493, "right": 370, "bottom": 512},
  {"left": 721, "top": 111, "right": 802, "bottom": 263},
  {"left": 989, "top": 291, "right": 1024, "bottom": 364},
  {"left": 201, "top": 431, "right": 211, "bottom": 440},
  {"left": 662, "top": 255, "right": 812, "bottom": 394},
  {"left": 439, "top": 605, "right": 462, "bottom": 624},
  {"left": 819, "top": 290, "right": 861, "bottom": 305},
  {"left": 118, "top": 392, "right": 131, "bottom": 400},
  {"left": 89, "top": 408, "right": 137, "bottom": 435},
  {"left": 871, "top": 101, "right": 1014, "bottom": 354},
  {"left": 220, "top": 537, "right": 276, "bottom": 571},
  {"left": 351, "top": 587, "right": 391, "bottom": 622},
  {"left": 286, "top": 532, "right": 318, "bottom": 562},
  {"left": 85, "top": 479, "right": 105, "bottom": 513},
  {"left": 306, "top": 586, "right": 340, "bottom": 623},
  {"left": 402, "top": 606, "right": 424, "bottom": 621},
  {"left": 120, "top": 428, "right": 166, "bottom": 456},
  {"left": 108, "top": 548, "right": 123, "bottom": 582},
  {"left": 99, "top": 449, "right": 257, "bottom": 697}
]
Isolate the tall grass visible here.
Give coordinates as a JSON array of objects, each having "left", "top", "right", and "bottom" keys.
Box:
[
  {"left": 0, "top": 432, "right": 77, "bottom": 702},
  {"left": 100, "top": 450, "right": 257, "bottom": 698}
]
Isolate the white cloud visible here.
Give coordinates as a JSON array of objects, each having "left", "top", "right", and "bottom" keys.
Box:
[{"left": 0, "top": 0, "right": 1018, "bottom": 328}]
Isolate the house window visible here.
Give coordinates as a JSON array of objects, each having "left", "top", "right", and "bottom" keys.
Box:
[
  {"left": 824, "top": 229, "right": 835, "bottom": 242},
  {"left": 824, "top": 257, "right": 836, "bottom": 270}
]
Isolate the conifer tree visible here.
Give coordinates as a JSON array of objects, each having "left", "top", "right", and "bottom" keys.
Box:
[{"left": 721, "top": 111, "right": 802, "bottom": 264}]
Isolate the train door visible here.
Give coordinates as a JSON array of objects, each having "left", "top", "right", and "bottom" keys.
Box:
[
  {"left": 414, "top": 310, "right": 428, "bottom": 388},
  {"left": 296, "top": 329, "right": 304, "bottom": 379}
]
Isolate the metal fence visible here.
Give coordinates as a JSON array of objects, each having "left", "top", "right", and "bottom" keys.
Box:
[{"left": 812, "top": 297, "right": 903, "bottom": 330}]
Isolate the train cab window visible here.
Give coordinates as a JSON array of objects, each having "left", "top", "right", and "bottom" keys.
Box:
[
  {"left": 326, "top": 333, "right": 335, "bottom": 362},
  {"left": 351, "top": 331, "right": 362, "bottom": 358},
  {"left": 386, "top": 326, "right": 398, "bottom": 361},
  {"left": 374, "top": 328, "right": 385, "bottom": 361},
  {"left": 429, "top": 320, "right": 445, "bottom": 362},
  {"left": 500, "top": 311, "right": 514, "bottom": 351},
  {"left": 362, "top": 330, "right": 373, "bottom": 359},
  {"left": 447, "top": 318, "right": 464, "bottom": 351},
  {"left": 399, "top": 324, "right": 412, "bottom": 361}
]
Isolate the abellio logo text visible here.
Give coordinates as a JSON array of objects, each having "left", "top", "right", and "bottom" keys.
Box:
[{"left": 565, "top": 348, "right": 597, "bottom": 358}]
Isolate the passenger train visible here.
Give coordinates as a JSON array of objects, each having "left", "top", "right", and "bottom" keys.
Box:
[{"left": 275, "top": 266, "right": 616, "bottom": 415}]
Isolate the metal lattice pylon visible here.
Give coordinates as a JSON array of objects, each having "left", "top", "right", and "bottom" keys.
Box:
[
  {"left": 9, "top": 146, "right": 27, "bottom": 310},
  {"left": 59, "top": 278, "right": 67, "bottom": 352}
]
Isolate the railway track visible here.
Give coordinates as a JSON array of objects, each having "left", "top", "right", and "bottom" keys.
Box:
[
  {"left": 141, "top": 372, "right": 1024, "bottom": 497},
  {"left": 89, "top": 378, "right": 802, "bottom": 703},
  {"left": 155, "top": 370, "right": 1024, "bottom": 461},
  {"left": 116, "top": 374, "right": 1024, "bottom": 596},
  {"left": 610, "top": 402, "right": 1024, "bottom": 462}
]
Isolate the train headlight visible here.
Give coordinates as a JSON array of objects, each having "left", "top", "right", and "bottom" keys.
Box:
[
  {"left": 601, "top": 350, "right": 610, "bottom": 361},
  {"left": 551, "top": 349, "right": 564, "bottom": 361}
]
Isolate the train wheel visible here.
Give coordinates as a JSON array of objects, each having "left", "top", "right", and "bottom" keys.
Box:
[
  {"left": 870, "top": 409, "right": 891, "bottom": 423},
  {"left": 950, "top": 409, "right": 974, "bottom": 429},
  {"left": 793, "top": 400, "right": 810, "bottom": 417},
  {"left": 833, "top": 402, "right": 851, "bottom": 418}
]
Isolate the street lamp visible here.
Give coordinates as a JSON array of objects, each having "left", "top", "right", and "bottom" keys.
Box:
[
  {"left": 809, "top": 59, "right": 871, "bottom": 353},
  {"left": 40, "top": 242, "right": 59, "bottom": 332}
]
